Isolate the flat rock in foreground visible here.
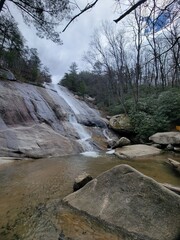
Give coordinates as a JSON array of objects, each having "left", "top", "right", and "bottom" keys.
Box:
[
  {"left": 64, "top": 164, "right": 180, "bottom": 240},
  {"left": 115, "top": 144, "right": 161, "bottom": 159}
]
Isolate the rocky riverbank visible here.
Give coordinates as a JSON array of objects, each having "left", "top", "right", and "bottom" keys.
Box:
[
  {"left": 1, "top": 80, "right": 180, "bottom": 160},
  {"left": 105, "top": 113, "right": 180, "bottom": 156}
]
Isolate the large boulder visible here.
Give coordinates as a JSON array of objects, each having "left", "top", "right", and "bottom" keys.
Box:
[
  {"left": 112, "top": 137, "right": 131, "bottom": 149},
  {"left": 115, "top": 144, "right": 161, "bottom": 159},
  {"left": 149, "top": 132, "right": 180, "bottom": 145},
  {"left": 109, "top": 114, "right": 133, "bottom": 133},
  {"left": 0, "top": 123, "right": 82, "bottom": 158},
  {"left": 64, "top": 164, "right": 180, "bottom": 240}
]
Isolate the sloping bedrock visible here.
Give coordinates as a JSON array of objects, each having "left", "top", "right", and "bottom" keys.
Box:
[{"left": 0, "top": 123, "right": 82, "bottom": 158}]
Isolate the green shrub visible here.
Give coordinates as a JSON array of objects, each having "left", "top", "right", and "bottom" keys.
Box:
[
  {"left": 128, "top": 90, "right": 180, "bottom": 142},
  {"left": 157, "top": 90, "right": 180, "bottom": 123},
  {"left": 108, "top": 104, "right": 125, "bottom": 115}
]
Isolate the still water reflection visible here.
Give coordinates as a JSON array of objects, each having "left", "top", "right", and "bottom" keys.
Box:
[{"left": 0, "top": 153, "right": 179, "bottom": 239}]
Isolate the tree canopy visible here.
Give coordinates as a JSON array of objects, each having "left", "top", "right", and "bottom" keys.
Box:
[
  {"left": 0, "top": 0, "right": 179, "bottom": 86},
  {"left": 0, "top": 0, "right": 73, "bottom": 44},
  {"left": 0, "top": 13, "right": 52, "bottom": 84},
  {"left": 1, "top": 0, "right": 178, "bottom": 43}
]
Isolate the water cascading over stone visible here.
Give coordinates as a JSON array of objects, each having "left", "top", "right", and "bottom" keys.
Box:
[
  {"left": 52, "top": 84, "right": 102, "bottom": 152},
  {"left": 0, "top": 81, "right": 106, "bottom": 158}
]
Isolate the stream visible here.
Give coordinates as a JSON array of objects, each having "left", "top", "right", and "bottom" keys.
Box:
[
  {"left": 0, "top": 152, "right": 180, "bottom": 240},
  {"left": 0, "top": 83, "right": 180, "bottom": 239}
]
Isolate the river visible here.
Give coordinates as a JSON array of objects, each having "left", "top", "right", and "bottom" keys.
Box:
[{"left": 0, "top": 152, "right": 180, "bottom": 240}]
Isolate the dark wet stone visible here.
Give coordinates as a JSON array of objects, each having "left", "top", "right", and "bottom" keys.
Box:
[{"left": 73, "top": 172, "right": 93, "bottom": 192}]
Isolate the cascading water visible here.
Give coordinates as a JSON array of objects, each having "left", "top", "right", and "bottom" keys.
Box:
[
  {"left": 68, "top": 113, "right": 93, "bottom": 152},
  {"left": 53, "top": 84, "right": 96, "bottom": 154},
  {"left": 103, "top": 129, "right": 115, "bottom": 154}
]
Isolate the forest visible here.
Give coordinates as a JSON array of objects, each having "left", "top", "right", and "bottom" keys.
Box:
[
  {"left": 0, "top": 14, "right": 52, "bottom": 85},
  {"left": 60, "top": 2, "right": 180, "bottom": 141},
  {"left": 0, "top": 0, "right": 180, "bottom": 141}
]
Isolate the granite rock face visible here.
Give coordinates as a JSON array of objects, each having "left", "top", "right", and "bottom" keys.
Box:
[
  {"left": 64, "top": 164, "right": 180, "bottom": 240},
  {"left": 0, "top": 123, "right": 82, "bottom": 158},
  {"left": 0, "top": 81, "right": 106, "bottom": 158}
]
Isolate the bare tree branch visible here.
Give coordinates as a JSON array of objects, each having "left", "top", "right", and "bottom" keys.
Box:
[
  {"left": 114, "top": 0, "right": 147, "bottom": 23},
  {"left": 62, "top": 0, "right": 99, "bottom": 32},
  {"left": 159, "top": 36, "right": 180, "bottom": 57},
  {"left": 144, "top": 36, "right": 180, "bottom": 65}
]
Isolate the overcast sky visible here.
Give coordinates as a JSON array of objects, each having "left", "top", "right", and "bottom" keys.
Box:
[{"left": 8, "top": 1, "right": 122, "bottom": 84}]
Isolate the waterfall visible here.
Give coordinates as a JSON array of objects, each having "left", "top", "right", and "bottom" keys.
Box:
[
  {"left": 68, "top": 113, "right": 93, "bottom": 151},
  {"left": 53, "top": 84, "right": 96, "bottom": 154}
]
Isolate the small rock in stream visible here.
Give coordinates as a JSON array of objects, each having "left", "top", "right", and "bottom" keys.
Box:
[{"left": 73, "top": 172, "right": 93, "bottom": 192}]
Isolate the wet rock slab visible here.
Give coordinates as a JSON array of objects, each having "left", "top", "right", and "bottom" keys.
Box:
[
  {"left": 0, "top": 81, "right": 107, "bottom": 157},
  {"left": 0, "top": 123, "right": 81, "bottom": 158},
  {"left": 115, "top": 144, "right": 161, "bottom": 159},
  {"left": 63, "top": 164, "right": 180, "bottom": 240}
]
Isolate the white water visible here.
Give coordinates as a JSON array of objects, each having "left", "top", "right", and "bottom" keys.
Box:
[
  {"left": 54, "top": 85, "right": 80, "bottom": 115},
  {"left": 103, "top": 129, "right": 112, "bottom": 141},
  {"left": 53, "top": 84, "right": 95, "bottom": 152},
  {"left": 53, "top": 84, "right": 100, "bottom": 118},
  {"left": 68, "top": 114, "right": 90, "bottom": 140},
  {"left": 106, "top": 149, "right": 115, "bottom": 154},
  {"left": 103, "top": 129, "right": 116, "bottom": 155},
  {"left": 81, "top": 151, "right": 99, "bottom": 157},
  {"left": 68, "top": 113, "right": 93, "bottom": 151}
]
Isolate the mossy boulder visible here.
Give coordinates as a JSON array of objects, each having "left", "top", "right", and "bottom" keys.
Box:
[{"left": 109, "top": 114, "right": 133, "bottom": 133}]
